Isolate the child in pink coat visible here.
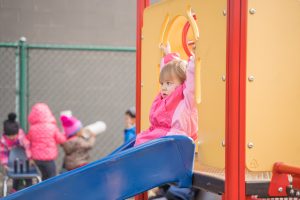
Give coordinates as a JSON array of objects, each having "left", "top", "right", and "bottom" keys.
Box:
[
  {"left": 135, "top": 44, "right": 198, "bottom": 146},
  {"left": 0, "top": 113, "right": 32, "bottom": 191},
  {"left": 27, "top": 103, "right": 66, "bottom": 180}
]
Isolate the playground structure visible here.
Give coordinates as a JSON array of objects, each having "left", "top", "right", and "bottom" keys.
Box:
[
  {"left": 2, "top": 0, "right": 300, "bottom": 199},
  {"left": 137, "top": 0, "right": 300, "bottom": 199}
]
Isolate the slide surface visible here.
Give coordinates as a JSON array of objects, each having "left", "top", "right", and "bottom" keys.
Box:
[{"left": 3, "top": 136, "right": 195, "bottom": 200}]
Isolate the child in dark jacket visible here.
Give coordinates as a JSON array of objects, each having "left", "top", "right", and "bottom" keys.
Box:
[
  {"left": 60, "top": 115, "right": 96, "bottom": 171},
  {"left": 0, "top": 113, "right": 32, "bottom": 191}
]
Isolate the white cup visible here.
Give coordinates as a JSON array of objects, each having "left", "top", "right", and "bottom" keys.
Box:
[
  {"left": 60, "top": 110, "right": 72, "bottom": 117},
  {"left": 85, "top": 121, "right": 106, "bottom": 135}
]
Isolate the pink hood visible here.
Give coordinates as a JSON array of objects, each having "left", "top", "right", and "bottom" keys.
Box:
[
  {"left": 27, "top": 103, "right": 66, "bottom": 161},
  {"left": 28, "top": 103, "right": 56, "bottom": 125}
]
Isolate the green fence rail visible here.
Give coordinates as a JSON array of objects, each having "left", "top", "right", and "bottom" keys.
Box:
[{"left": 0, "top": 38, "right": 136, "bottom": 133}]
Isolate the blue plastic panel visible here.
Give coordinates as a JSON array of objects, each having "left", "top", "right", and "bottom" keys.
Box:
[{"left": 3, "top": 136, "right": 195, "bottom": 200}]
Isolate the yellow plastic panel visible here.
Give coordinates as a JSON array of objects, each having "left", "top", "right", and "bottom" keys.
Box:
[
  {"left": 194, "top": 0, "right": 227, "bottom": 169},
  {"left": 141, "top": 0, "right": 227, "bottom": 169},
  {"left": 246, "top": 0, "right": 300, "bottom": 171}
]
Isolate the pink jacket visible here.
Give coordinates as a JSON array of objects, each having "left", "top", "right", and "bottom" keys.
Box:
[
  {"left": 0, "top": 129, "right": 31, "bottom": 165},
  {"left": 135, "top": 54, "right": 198, "bottom": 146},
  {"left": 27, "top": 103, "right": 66, "bottom": 161}
]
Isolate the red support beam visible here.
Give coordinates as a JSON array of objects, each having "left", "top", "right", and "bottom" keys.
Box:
[
  {"left": 239, "top": 0, "right": 247, "bottom": 199},
  {"left": 274, "top": 163, "right": 300, "bottom": 176},
  {"left": 225, "top": 0, "right": 247, "bottom": 200},
  {"left": 136, "top": 0, "right": 149, "bottom": 137},
  {"left": 136, "top": 0, "right": 149, "bottom": 200},
  {"left": 268, "top": 162, "right": 300, "bottom": 196}
]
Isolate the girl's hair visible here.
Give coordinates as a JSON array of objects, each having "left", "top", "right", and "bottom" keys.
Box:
[
  {"left": 159, "top": 59, "right": 187, "bottom": 84},
  {"left": 3, "top": 112, "right": 19, "bottom": 135},
  {"left": 125, "top": 107, "right": 136, "bottom": 118}
]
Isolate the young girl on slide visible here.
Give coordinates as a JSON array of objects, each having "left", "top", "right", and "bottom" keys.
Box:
[{"left": 135, "top": 43, "right": 198, "bottom": 146}]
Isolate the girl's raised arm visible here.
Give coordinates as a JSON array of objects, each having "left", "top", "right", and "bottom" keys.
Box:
[
  {"left": 54, "top": 128, "right": 66, "bottom": 144},
  {"left": 183, "top": 56, "right": 196, "bottom": 109}
]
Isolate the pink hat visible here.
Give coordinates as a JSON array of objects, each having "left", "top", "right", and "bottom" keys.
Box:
[
  {"left": 60, "top": 115, "right": 82, "bottom": 137},
  {"left": 160, "top": 53, "right": 180, "bottom": 71},
  {"left": 163, "top": 53, "right": 180, "bottom": 65}
]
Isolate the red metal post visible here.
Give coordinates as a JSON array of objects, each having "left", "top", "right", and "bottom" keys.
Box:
[
  {"left": 136, "top": 0, "right": 149, "bottom": 136},
  {"left": 225, "top": 0, "right": 247, "bottom": 200},
  {"left": 239, "top": 0, "right": 247, "bottom": 199},
  {"left": 136, "top": 0, "right": 149, "bottom": 200}
]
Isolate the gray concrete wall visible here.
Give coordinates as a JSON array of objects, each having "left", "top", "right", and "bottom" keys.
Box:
[
  {"left": 0, "top": 0, "right": 136, "bottom": 46},
  {"left": 0, "top": 0, "right": 138, "bottom": 164}
]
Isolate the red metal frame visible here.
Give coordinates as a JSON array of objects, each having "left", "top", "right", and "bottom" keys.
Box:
[
  {"left": 136, "top": 0, "right": 149, "bottom": 200},
  {"left": 239, "top": 0, "right": 248, "bottom": 199},
  {"left": 274, "top": 162, "right": 300, "bottom": 176},
  {"left": 269, "top": 166, "right": 289, "bottom": 197},
  {"left": 182, "top": 22, "right": 193, "bottom": 57},
  {"left": 182, "top": 14, "right": 197, "bottom": 57},
  {"left": 225, "top": 0, "right": 247, "bottom": 200},
  {"left": 269, "top": 162, "right": 300, "bottom": 197},
  {"left": 136, "top": 0, "right": 147, "bottom": 136}
]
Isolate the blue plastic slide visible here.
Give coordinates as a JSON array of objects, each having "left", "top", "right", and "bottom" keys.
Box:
[{"left": 3, "top": 136, "right": 195, "bottom": 200}]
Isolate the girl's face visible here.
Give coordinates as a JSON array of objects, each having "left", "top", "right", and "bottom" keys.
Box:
[
  {"left": 160, "top": 77, "right": 181, "bottom": 98},
  {"left": 6, "top": 134, "right": 18, "bottom": 140},
  {"left": 125, "top": 114, "right": 136, "bottom": 129}
]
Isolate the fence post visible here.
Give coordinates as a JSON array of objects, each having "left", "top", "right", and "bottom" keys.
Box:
[
  {"left": 15, "top": 45, "right": 20, "bottom": 122},
  {"left": 18, "top": 37, "right": 28, "bottom": 131}
]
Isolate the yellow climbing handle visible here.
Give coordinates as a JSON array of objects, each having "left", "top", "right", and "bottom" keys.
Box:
[
  {"left": 159, "top": 15, "right": 170, "bottom": 47},
  {"left": 158, "top": 15, "right": 170, "bottom": 91},
  {"left": 186, "top": 6, "right": 199, "bottom": 40}
]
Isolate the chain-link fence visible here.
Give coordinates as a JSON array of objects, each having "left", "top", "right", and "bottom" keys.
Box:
[
  {"left": 0, "top": 45, "right": 18, "bottom": 134},
  {"left": 0, "top": 40, "right": 136, "bottom": 169}
]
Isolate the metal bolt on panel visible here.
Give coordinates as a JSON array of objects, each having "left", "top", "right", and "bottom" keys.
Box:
[
  {"left": 249, "top": 8, "right": 256, "bottom": 15},
  {"left": 222, "top": 75, "right": 226, "bottom": 81},
  {"left": 221, "top": 140, "right": 225, "bottom": 147},
  {"left": 247, "top": 142, "right": 254, "bottom": 149},
  {"left": 248, "top": 75, "right": 255, "bottom": 82},
  {"left": 223, "top": 10, "right": 227, "bottom": 16}
]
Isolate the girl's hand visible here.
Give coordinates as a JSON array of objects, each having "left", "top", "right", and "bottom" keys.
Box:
[
  {"left": 160, "top": 42, "right": 171, "bottom": 56},
  {"left": 191, "top": 43, "right": 196, "bottom": 57},
  {"left": 29, "top": 159, "right": 35, "bottom": 166},
  {"left": 3, "top": 165, "right": 9, "bottom": 173},
  {"left": 189, "top": 53, "right": 195, "bottom": 63}
]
